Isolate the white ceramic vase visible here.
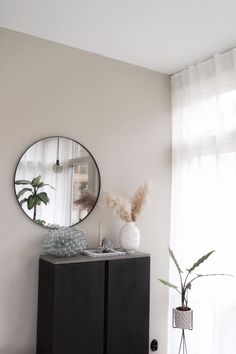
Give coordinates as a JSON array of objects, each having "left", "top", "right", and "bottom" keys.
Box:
[
  {"left": 119, "top": 222, "right": 140, "bottom": 253},
  {"left": 172, "top": 307, "right": 193, "bottom": 330}
]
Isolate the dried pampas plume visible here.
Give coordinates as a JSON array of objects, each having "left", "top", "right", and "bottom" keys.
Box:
[
  {"left": 101, "top": 193, "right": 133, "bottom": 222},
  {"left": 131, "top": 180, "right": 151, "bottom": 221},
  {"left": 101, "top": 180, "right": 152, "bottom": 222},
  {"left": 74, "top": 191, "right": 96, "bottom": 210}
]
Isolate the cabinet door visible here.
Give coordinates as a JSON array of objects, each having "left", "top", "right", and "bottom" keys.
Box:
[
  {"left": 53, "top": 261, "right": 105, "bottom": 354},
  {"left": 37, "top": 260, "right": 55, "bottom": 354},
  {"left": 106, "top": 257, "right": 150, "bottom": 354}
]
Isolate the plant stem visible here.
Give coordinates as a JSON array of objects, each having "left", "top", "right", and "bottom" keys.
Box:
[
  {"left": 33, "top": 205, "right": 37, "bottom": 220},
  {"left": 33, "top": 187, "right": 37, "bottom": 220},
  {"left": 178, "top": 273, "right": 185, "bottom": 307},
  {"left": 183, "top": 273, "right": 190, "bottom": 288}
]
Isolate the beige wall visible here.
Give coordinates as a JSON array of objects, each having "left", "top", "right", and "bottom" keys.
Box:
[{"left": 0, "top": 27, "right": 171, "bottom": 354}]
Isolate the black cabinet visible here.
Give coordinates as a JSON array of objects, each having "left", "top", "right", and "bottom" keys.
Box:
[{"left": 37, "top": 253, "right": 150, "bottom": 354}]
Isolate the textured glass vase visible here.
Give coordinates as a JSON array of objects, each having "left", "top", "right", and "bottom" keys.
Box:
[{"left": 43, "top": 225, "right": 87, "bottom": 257}]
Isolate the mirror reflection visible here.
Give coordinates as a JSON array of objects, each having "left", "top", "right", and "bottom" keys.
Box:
[{"left": 14, "top": 137, "right": 100, "bottom": 227}]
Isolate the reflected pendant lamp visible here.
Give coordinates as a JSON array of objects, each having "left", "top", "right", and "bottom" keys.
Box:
[{"left": 53, "top": 137, "right": 63, "bottom": 173}]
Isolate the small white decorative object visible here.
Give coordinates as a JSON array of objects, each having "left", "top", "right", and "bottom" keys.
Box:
[
  {"left": 119, "top": 222, "right": 140, "bottom": 253},
  {"left": 173, "top": 307, "right": 193, "bottom": 330}
]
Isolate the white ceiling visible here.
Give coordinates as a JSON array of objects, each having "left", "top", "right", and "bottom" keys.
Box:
[{"left": 1, "top": 0, "right": 236, "bottom": 74}]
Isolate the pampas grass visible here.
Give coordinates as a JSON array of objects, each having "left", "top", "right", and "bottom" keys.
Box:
[
  {"left": 101, "top": 180, "right": 152, "bottom": 222},
  {"left": 74, "top": 191, "right": 96, "bottom": 210}
]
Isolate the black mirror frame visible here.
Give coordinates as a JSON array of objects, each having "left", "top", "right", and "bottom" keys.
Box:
[{"left": 13, "top": 136, "right": 101, "bottom": 228}]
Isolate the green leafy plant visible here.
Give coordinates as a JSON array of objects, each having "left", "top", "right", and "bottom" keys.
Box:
[
  {"left": 159, "top": 248, "right": 230, "bottom": 309},
  {"left": 15, "top": 175, "right": 54, "bottom": 225}
]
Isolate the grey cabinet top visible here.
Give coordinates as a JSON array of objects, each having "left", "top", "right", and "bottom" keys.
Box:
[{"left": 40, "top": 251, "right": 150, "bottom": 265}]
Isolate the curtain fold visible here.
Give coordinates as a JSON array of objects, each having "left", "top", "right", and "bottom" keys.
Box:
[{"left": 169, "top": 49, "right": 236, "bottom": 354}]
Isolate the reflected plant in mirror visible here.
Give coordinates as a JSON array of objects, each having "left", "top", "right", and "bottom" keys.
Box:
[
  {"left": 14, "top": 137, "right": 101, "bottom": 227},
  {"left": 15, "top": 175, "right": 54, "bottom": 226}
]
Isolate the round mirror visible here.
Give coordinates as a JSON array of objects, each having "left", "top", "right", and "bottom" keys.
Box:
[{"left": 14, "top": 136, "right": 101, "bottom": 227}]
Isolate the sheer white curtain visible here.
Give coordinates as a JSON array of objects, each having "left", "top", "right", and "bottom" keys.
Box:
[
  {"left": 16, "top": 137, "right": 73, "bottom": 226},
  {"left": 169, "top": 49, "right": 236, "bottom": 354}
]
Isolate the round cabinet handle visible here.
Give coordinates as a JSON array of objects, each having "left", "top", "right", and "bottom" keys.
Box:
[{"left": 151, "top": 339, "right": 158, "bottom": 351}]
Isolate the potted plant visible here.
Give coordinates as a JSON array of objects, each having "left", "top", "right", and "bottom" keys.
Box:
[
  {"left": 15, "top": 175, "right": 54, "bottom": 226},
  {"left": 159, "top": 248, "right": 229, "bottom": 330}
]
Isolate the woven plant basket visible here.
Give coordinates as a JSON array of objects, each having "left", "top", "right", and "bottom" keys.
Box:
[{"left": 172, "top": 307, "right": 193, "bottom": 330}]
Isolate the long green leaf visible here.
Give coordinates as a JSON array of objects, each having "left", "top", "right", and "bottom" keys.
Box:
[
  {"left": 17, "top": 188, "right": 32, "bottom": 199},
  {"left": 19, "top": 198, "right": 27, "bottom": 206},
  {"left": 38, "top": 183, "right": 55, "bottom": 190},
  {"left": 15, "top": 180, "right": 31, "bottom": 185},
  {"left": 37, "top": 192, "right": 49, "bottom": 205},
  {"left": 187, "top": 251, "right": 215, "bottom": 273},
  {"left": 169, "top": 248, "right": 183, "bottom": 273},
  {"left": 196, "top": 273, "right": 233, "bottom": 278},
  {"left": 186, "top": 273, "right": 233, "bottom": 289},
  {"left": 31, "top": 175, "right": 42, "bottom": 188},
  {"left": 158, "top": 278, "right": 178, "bottom": 290}
]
